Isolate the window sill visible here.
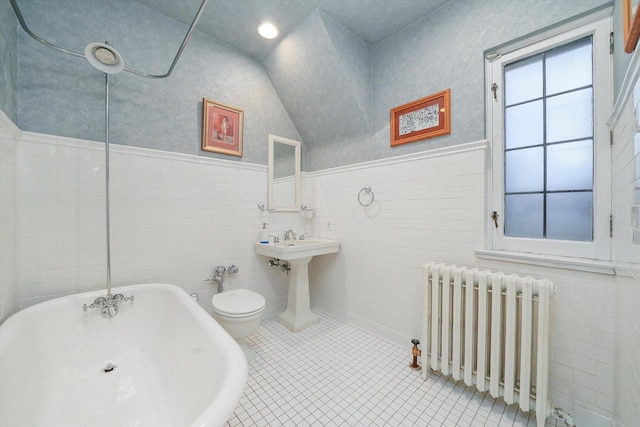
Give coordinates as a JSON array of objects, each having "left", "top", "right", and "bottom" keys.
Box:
[{"left": 475, "top": 249, "right": 615, "bottom": 275}]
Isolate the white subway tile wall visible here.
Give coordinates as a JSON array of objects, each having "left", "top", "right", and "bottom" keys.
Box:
[
  {"left": 13, "top": 131, "right": 308, "bottom": 317},
  {"left": 1, "top": 118, "right": 633, "bottom": 425},
  {"left": 0, "top": 114, "right": 18, "bottom": 322},
  {"left": 609, "top": 73, "right": 640, "bottom": 427},
  {"left": 306, "top": 144, "right": 617, "bottom": 424}
]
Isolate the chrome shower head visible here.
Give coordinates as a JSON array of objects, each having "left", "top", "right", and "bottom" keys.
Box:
[
  {"left": 84, "top": 42, "right": 124, "bottom": 74},
  {"left": 94, "top": 46, "right": 117, "bottom": 65}
]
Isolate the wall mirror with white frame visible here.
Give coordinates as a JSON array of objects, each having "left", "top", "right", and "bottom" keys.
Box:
[{"left": 268, "top": 134, "right": 301, "bottom": 211}]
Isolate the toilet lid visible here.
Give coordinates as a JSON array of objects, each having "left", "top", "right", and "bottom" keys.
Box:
[{"left": 212, "top": 289, "right": 265, "bottom": 316}]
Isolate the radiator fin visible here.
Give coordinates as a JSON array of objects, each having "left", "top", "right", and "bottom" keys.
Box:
[{"left": 421, "top": 263, "right": 555, "bottom": 427}]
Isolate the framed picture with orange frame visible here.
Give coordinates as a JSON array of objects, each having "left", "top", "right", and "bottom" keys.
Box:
[{"left": 390, "top": 89, "right": 451, "bottom": 147}]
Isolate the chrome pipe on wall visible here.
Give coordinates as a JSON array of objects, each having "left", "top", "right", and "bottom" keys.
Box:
[{"left": 9, "top": 0, "right": 209, "bottom": 79}]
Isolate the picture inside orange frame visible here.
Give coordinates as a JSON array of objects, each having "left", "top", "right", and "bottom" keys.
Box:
[
  {"left": 390, "top": 89, "right": 450, "bottom": 146},
  {"left": 201, "top": 98, "right": 243, "bottom": 157}
]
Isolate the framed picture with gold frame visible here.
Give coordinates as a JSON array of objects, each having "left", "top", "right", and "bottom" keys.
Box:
[
  {"left": 201, "top": 98, "right": 243, "bottom": 157},
  {"left": 624, "top": 0, "right": 640, "bottom": 53},
  {"left": 390, "top": 89, "right": 451, "bottom": 147}
]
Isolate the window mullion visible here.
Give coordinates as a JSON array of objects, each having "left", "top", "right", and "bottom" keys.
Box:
[{"left": 542, "top": 51, "right": 548, "bottom": 238}]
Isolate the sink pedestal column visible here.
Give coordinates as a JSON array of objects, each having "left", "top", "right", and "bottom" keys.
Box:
[{"left": 277, "top": 256, "right": 318, "bottom": 332}]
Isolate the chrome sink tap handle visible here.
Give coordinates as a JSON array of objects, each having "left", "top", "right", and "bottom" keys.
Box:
[
  {"left": 269, "top": 234, "right": 280, "bottom": 243},
  {"left": 299, "top": 232, "right": 310, "bottom": 240}
]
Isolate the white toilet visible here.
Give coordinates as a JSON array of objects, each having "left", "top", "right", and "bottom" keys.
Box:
[{"left": 212, "top": 288, "right": 266, "bottom": 361}]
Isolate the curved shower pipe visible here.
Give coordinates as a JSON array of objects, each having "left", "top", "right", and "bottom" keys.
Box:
[
  {"left": 10, "top": 0, "right": 210, "bottom": 294},
  {"left": 9, "top": 0, "right": 209, "bottom": 79}
]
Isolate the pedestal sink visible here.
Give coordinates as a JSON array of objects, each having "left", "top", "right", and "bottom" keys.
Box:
[{"left": 254, "top": 238, "right": 340, "bottom": 332}]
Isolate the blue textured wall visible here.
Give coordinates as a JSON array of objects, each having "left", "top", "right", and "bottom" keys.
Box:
[
  {"left": 14, "top": 0, "right": 300, "bottom": 165},
  {"left": 366, "top": 0, "right": 611, "bottom": 169},
  {"left": 262, "top": 0, "right": 610, "bottom": 170},
  {"left": 0, "top": 0, "right": 18, "bottom": 123},
  {"left": 9, "top": 0, "right": 613, "bottom": 169},
  {"left": 262, "top": 9, "right": 371, "bottom": 167}
]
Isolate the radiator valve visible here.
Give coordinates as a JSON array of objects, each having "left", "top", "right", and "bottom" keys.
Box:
[{"left": 410, "top": 339, "right": 422, "bottom": 371}]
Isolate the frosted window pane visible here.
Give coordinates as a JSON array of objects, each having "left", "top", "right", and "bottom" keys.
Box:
[
  {"left": 505, "top": 147, "right": 543, "bottom": 193},
  {"left": 505, "top": 55, "right": 543, "bottom": 105},
  {"left": 546, "top": 37, "right": 592, "bottom": 95},
  {"left": 547, "top": 140, "right": 593, "bottom": 191},
  {"left": 546, "top": 192, "right": 593, "bottom": 241},
  {"left": 505, "top": 100, "right": 543, "bottom": 149},
  {"left": 546, "top": 88, "right": 593, "bottom": 143},
  {"left": 505, "top": 194, "right": 543, "bottom": 238}
]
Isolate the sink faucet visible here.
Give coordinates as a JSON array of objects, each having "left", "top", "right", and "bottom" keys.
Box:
[
  {"left": 284, "top": 229, "right": 297, "bottom": 241},
  {"left": 299, "top": 232, "right": 310, "bottom": 240}
]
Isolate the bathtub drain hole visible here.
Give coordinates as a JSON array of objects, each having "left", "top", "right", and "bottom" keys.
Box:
[{"left": 102, "top": 363, "right": 117, "bottom": 373}]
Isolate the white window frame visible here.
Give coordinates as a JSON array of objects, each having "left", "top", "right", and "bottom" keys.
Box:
[{"left": 485, "top": 12, "right": 612, "bottom": 263}]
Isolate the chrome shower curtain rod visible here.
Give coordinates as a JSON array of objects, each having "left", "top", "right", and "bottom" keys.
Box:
[{"left": 9, "top": 0, "right": 209, "bottom": 79}]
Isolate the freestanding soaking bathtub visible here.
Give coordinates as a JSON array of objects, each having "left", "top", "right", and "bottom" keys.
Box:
[{"left": 0, "top": 283, "right": 248, "bottom": 427}]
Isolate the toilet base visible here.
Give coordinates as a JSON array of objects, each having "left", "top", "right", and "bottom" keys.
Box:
[{"left": 213, "top": 307, "right": 263, "bottom": 363}]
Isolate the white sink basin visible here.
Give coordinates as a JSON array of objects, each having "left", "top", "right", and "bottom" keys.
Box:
[{"left": 254, "top": 237, "right": 340, "bottom": 261}]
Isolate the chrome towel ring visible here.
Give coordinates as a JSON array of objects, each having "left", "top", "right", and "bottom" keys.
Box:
[{"left": 358, "top": 186, "right": 374, "bottom": 207}]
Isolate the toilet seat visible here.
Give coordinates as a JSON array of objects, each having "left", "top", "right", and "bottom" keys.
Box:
[{"left": 212, "top": 289, "right": 265, "bottom": 318}]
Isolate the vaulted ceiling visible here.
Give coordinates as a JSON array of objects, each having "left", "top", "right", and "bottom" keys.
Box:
[
  {"left": 133, "top": 0, "right": 452, "bottom": 152},
  {"left": 134, "top": 0, "right": 452, "bottom": 58}
]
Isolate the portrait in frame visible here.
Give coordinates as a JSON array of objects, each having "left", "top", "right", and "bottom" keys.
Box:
[{"left": 202, "top": 98, "right": 243, "bottom": 157}]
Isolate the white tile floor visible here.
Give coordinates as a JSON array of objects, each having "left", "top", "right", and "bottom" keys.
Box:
[{"left": 226, "top": 310, "right": 559, "bottom": 427}]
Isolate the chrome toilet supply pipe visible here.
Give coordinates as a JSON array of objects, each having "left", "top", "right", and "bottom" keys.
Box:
[{"left": 206, "top": 265, "right": 239, "bottom": 293}]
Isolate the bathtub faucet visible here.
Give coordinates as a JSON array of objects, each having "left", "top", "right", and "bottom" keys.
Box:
[{"left": 82, "top": 293, "right": 134, "bottom": 319}]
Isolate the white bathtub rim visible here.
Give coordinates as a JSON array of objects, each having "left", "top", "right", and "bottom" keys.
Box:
[{"left": 0, "top": 282, "right": 248, "bottom": 427}]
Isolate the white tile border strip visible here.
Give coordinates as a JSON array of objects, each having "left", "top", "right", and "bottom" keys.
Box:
[
  {"left": 3, "top": 112, "right": 486, "bottom": 179},
  {"left": 307, "top": 140, "right": 489, "bottom": 177},
  {"left": 17, "top": 130, "right": 266, "bottom": 173}
]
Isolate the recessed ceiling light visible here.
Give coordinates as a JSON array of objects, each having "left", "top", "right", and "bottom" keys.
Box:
[{"left": 258, "top": 22, "right": 279, "bottom": 39}]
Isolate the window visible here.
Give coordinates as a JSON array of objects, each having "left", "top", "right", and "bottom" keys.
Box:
[{"left": 486, "top": 14, "right": 611, "bottom": 261}]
